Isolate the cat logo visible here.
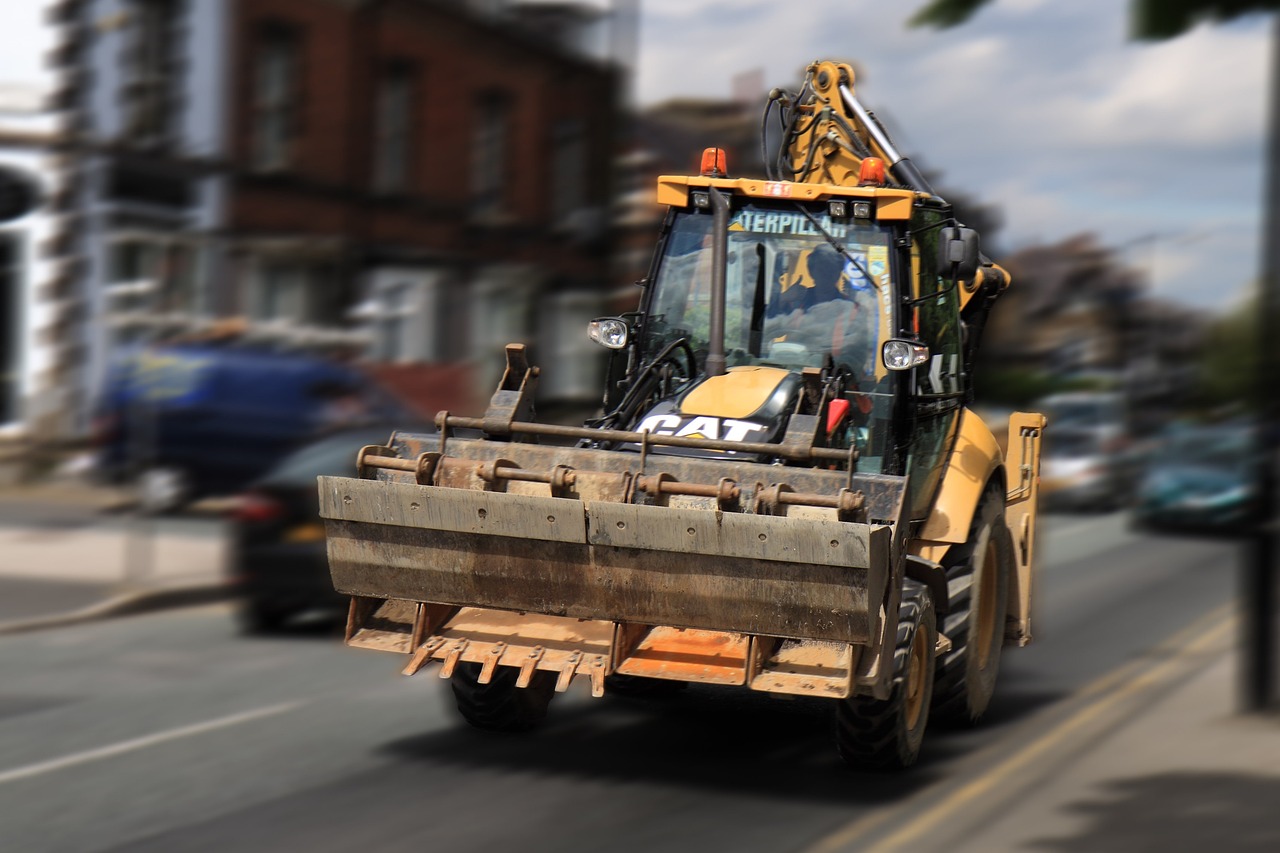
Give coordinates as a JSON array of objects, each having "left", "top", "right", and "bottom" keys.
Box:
[{"left": 636, "top": 414, "right": 769, "bottom": 443}]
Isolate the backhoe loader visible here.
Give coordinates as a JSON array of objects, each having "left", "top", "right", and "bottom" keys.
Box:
[{"left": 319, "top": 60, "right": 1045, "bottom": 768}]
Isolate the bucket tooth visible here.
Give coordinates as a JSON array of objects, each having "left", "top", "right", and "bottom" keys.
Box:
[
  {"left": 556, "top": 652, "right": 583, "bottom": 693},
  {"left": 440, "top": 640, "right": 469, "bottom": 678},
  {"left": 478, "top": 643, "right": 507, "bottom": 684},
  {"left": 589, "top": 658, "right": 606, "bottom": 698},
  {"left": 515, "top": 646, "right": 544, "bottom": 688},
  {"left": 393, "top": 608, "right": 615, "bottom": 693},
  {"left": 402, "top": 636, "right": 447, "bottom": 676}
]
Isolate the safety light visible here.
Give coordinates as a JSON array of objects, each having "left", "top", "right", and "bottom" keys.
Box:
[
  {"left": 858, "top": 157, "right": 886, "bottom": 187},
  {"left": 882, "top": 339, "right": 930, "bottom": 371},
  {"left": 588, "top": 317, "right": 629, "bottom": 349},
  {"left": 700, "top": 147, "right": 728, "bottom": 177}
]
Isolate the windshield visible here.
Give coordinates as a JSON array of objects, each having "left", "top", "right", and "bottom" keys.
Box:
[{"left": 645, "top": 202, "right": 892, "bottom": 388}]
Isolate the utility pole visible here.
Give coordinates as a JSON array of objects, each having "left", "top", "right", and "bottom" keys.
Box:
[{"left": 1244, "top": 12, "right": 1280, "bottom": 711}]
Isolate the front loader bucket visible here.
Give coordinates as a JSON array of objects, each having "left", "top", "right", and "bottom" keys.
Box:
[
  {"left": 319, "top": 423, "right": 910, "bottom": 699},
  {"left": 321, "top": 475, "right": 891, "bottom": 645}
]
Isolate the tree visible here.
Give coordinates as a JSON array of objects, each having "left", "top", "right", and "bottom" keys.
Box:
[{"left": 911, "top": 0, "right": 1280, "bottom": 36}]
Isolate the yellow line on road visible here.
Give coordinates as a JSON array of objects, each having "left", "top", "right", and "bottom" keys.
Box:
[{"left": 807, "top": 603, "right": 1235, "bottom": 853}]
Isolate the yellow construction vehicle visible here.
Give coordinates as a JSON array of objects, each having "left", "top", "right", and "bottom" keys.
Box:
[{"left": 320, "top": 60, "right": 1045, "bottom": 768}]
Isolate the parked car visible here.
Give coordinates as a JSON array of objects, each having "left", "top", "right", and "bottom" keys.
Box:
[
  {"left": 1132, "top": 424, "right": 1258, "bottom": 535},
  {"left": 1040, "top": 425, "right": 1133, "bottom": 512},
  {"left": 230, "top": 423, "right": 423, "bottom": 633},
  {"left": 94, "top": 344, "right": 412, "bottom": 511}
]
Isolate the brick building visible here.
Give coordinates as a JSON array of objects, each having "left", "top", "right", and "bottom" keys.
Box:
[{"left": 46, "top": 0, "right": 620, "bottom": 437}]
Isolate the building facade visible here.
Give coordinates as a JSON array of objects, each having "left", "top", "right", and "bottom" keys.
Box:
[
  {"left": 0, "top": 84, "right": 65, "bottom": 445},
  {"left": 46, "top": 0, "right": 619, "bottom": 439}
]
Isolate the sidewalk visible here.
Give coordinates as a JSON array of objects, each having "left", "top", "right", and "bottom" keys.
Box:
[
  {"left": 0, "top": 478, "right": 232, "bottom": 633},
  {"left": 816, "top": 610, "right": 1280, "bottom": 852}
]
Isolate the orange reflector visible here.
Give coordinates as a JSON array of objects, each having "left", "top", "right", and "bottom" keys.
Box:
[
  {"left": 858, "top": 157, "right": 886, "bottom": 186},
  {"left": 700, "top": 147, "right": 728, "bottom": 177}
]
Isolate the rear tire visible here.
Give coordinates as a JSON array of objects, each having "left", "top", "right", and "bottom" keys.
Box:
[
  {"left": 932, "top": 485, "right": 1012, "bottom": 725},
  {"left": 834, "top": 580, "right": 936, "bottom": 770},
  {"left": 450, "top": 663, "right": 556, "bottom": 733},
  {"left": 605, "top": 674, "right": 688, "bottom": 697}
]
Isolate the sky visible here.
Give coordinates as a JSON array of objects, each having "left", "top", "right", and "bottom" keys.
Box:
[
  {"left": 0, "top": 0, "right": 1269, "bottom": 310},
  {"left": 632, "top": 0, "right": 1272, "bottom": 311}
]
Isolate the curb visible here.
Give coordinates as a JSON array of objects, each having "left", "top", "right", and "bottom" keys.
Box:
[
  {"left": 806, "top": 607, "right": 1237, "bottom": 853},
  {"left": 0, "top": 583, "right": 235, "bottom": 636}
]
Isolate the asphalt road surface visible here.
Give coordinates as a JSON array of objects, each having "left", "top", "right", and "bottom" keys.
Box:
[{"left": 0, "top": 512, "right": 1239, "bottom": 853}]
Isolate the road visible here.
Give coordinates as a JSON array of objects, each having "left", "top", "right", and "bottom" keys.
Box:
[{"left": 0, "top": 511, "right": 1239, "bottom": 853}]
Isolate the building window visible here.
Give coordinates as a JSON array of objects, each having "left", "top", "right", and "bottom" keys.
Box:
[
  {"left": 107, "top": 238, "right": 197, "bottom": 314},
  {"left": 373, "top": 63, "right": 416, "bottom": 194},
  {"left": 123, "top": 0, "right": 178, "bottom": 144},
  {"left": 251, "top": 25, "right": 301, "bottom": 172},
  {"left": 251, "top": 259, "right": 338, "bottom": 325},
  {"left": 471, "top": 93, "right": 511, "bottom": 221},
  {"left": 550, "top": 119, "right": 585, "bottom": 224}
]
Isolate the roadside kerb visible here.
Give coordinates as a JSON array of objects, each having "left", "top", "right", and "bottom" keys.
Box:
[
  {"left": 0, "top": 582, "right": 234, "bottom": 636},
  {"left": 807, "top": 603, "right": 1237, "bottom": 852}
]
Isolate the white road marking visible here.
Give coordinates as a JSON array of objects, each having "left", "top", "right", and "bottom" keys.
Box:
[{"left": 0, "top": 701, "right": 303, "bottom": 785}]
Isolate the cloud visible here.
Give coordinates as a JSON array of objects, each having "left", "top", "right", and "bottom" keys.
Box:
[{"left": 629, "top": 0, "right": 1271, "bottom": 309}]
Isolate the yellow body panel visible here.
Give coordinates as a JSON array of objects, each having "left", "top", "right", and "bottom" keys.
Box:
[
  {"left": 911, "top": 410, "right": 1045, "bottom": 645},
  {"left": 680, "top": 366, "right": 791, "bottom": 419},
  {"left": 918, "top": 409, "right": 1004, "bottom": 544},
  {"left": 655, "top": 175, "right": 917, "bottom": 218},
  {"left": 1003, "top": 411, "right": 1046, "bottom": 644}
]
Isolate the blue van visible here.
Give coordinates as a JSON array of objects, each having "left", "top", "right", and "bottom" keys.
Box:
[{"left": 95, "top": 344, "right": 411, "bottom": 510}]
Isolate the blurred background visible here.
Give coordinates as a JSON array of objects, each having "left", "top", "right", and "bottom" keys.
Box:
[
  {"left": 0, "top": 2, "right": 1277, "bottom": 851},
  {"left": 0, "top": 0, "right": 1267, "bottom": 506}
]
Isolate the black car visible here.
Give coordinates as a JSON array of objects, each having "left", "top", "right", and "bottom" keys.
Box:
[{"left": 230, "top": 423, "right": 415, "bottom": 633}]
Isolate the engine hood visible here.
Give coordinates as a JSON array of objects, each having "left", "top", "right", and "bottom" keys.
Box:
[{"left": 632, "top": 366, "right": 801, "bottom": 457}]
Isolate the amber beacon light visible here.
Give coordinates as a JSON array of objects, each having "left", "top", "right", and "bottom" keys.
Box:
[{"left": 700, "top": 147, "right": 728, "bottom": 177}]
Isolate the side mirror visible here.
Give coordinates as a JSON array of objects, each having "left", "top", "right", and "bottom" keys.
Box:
[{"left": 938, "top": 226, "right": 980, "bottom": 282}]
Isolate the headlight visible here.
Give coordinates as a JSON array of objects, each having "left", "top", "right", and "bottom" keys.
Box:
[
  {"left": 882, "top": 339, "right": 930, "bottom": 371},
  {"left": 588, "top": 318, "right": 629, "bottom": 349}
]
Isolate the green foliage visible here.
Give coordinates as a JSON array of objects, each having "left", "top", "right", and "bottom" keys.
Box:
[
  {"left": 911, "top": 0, "right": 1277, "bottom": 36},
  {"left": 1193, "top": 295, "right": 1262, "bottom": 410},
  {"left": 1132, "top": 0, "right": 1280, "bottom": 40},
  {"left": 972, "top": 368, "right": 1113, "bottom": 408},
  {"left": 908, "top": 0, "right": 993, "bottom": 29}
]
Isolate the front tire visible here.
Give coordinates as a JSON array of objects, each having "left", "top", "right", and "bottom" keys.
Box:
[
  {"left": 450, "top": 663, "right": 556, "bottom": 733},
  {"left": 835, "top": 580, "right": 936, "bottom": 770},
  {"left": 932, "top": 485, "right": 1013, "bottom": 725}
]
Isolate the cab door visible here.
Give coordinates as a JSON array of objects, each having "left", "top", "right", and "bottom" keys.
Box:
[{"left": 904, "top": 210, "right": 966, "bottom": 521}]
